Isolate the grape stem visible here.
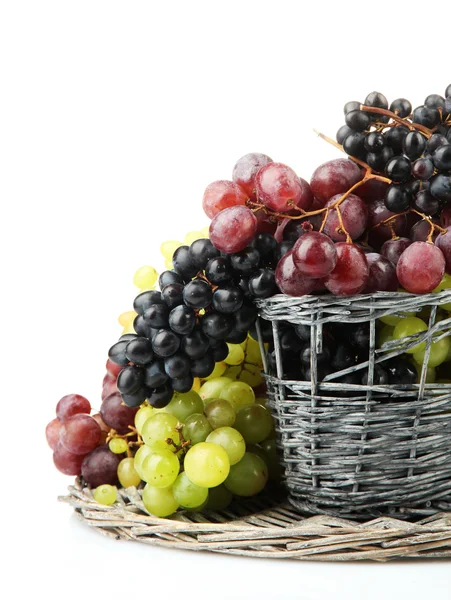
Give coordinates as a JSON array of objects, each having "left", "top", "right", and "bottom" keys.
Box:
[
  {"left": 359, "top": 104, "right": 434, "bottom": 138},
  {"left": 166, "top": 424, "right": 191, "bottom": 454}
]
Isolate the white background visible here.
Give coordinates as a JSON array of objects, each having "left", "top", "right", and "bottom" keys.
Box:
[{"left": 2, "top": 1, "right": 451, "bottom": 598}]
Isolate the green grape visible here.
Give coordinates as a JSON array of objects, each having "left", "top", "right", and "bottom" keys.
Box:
[
  {"left": 393, "top": 317, "right": 428, "bottom": 354},
  {"left": 378, "top": 325, "right": 395, "bottom": 348},
  {"left": 199, "top": 377, "right": 232, "bottom": 401},
  {"left": 134, "top": 444, "right": 153, "bottom": 479},
  {"left": 244, "top": 336, "right": 264, "bottom": 367},
  {"left": 204, "top": 399, "right": 236, "bottom": 429},
  {"left": 172, "top": 471, "right": 208, "bottom": 508},
  {"left": 434, "top": 274, "right": 451, "bottom": 311},
  {"left": 141, "top": 449, "right": 180, "bottom": 487},
  {"left": 219, "top": 381, "right": 255, "bottom": 411},
  {"left": 237, "top": 364, "right": 263, "bottom": 388},
  {"left": 203, "top": 361, "right": 227, "bottom": 380},
  {"left": 134, "top": 405, "right": 154, "bottom": 435},
  {"left": 413, "top": 336, "right": 450, "bottom": 368},
  {"left": 255, "top": 397, "right": 267, "bottom": 407},
  {"left": 142, "top": 483, "right": 179, "bottom": 517},
  {"left": 412, "top": 360, "right": 436, "bottom": 383},
  {"left": 182, "top": 413, "right": 212, "bottom": 445},
  {"left": 379, "top": 312, "right": 415, "bottom": 326},
  {"left": 133, "top": 265, "right": 158, "bottom": 290},
  {"left": 223, "top": 366, "right": 240, "bottom": 380},
  {"left": 226, "top": 343, "right": 245, "bottom": 366},
  {"left": 164, "top": 390, "right": 204, "bottom": 422},
  {"left": 184, "top": 442, "right": 230, "bottom": 487},
  {"left": 184, "top": 230, "right": 204, "bottom": 245},
  {"left": 437, "top": 379, "right": 451, "bottom": 383},
  {"left": 225, "top": 453, "right": 268, "bottom": 497},
  {"left": 206, "top": 427, "right": 246, "bottom": 465},
  {"left": 109, "top": 438, "right": 128, "bottom": 454},
  {"left": 260, "top": 439, "right": 283, "bottom": 482},
  {"left": 93, "top": 484, "right": 117, "bottom": 505},
  {"left": 185, "top": 498, "right": 209, "bottom": 512},
  {"left": 160, "top": 240, "right": 182, "bottom": 261},
  {"left": 446, "top": 342, "right": 451, "bottom": 363},
  {"left": 206, "top": 484, "right": 233, "bottom": 510},
  {"left": 234, "top": 404, "right": 273, "bottom": 444},
  {"left": 141, "top": 413, "right": 180, "bottom": 451},
  {"left": 118, "top": 457, "right": 141, "bottom": 488}
]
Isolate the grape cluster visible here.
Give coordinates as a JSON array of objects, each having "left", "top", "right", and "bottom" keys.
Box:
[
  {"left": 107, "top": 235, "right": 282, "bottom": 409},
  {"left": 337, "top": 86, "right": 451, "bottom": 215}
]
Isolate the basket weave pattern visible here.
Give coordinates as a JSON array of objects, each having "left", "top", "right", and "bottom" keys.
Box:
[
  {"left": 60, "top": 480, "right": 451, "bottom": 561},
  {"left": 256, "top": 291, "right": 451, "bottom": 519}
]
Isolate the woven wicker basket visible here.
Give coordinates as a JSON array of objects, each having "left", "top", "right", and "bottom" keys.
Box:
[{"left": 255, "top": 290, "right": 451, "bottom": 521}]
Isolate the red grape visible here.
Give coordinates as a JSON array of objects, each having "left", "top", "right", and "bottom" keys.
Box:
[
  {"left": 202, "top": 180, "right": 248, "bottom": 219},
  {"left": 397, "top": 242, "right": 445, "bottom": 293},
  {"left": 60, "top": 414, "right": 102, "bottom": 455},
  {"left": 324, "top": 243, "right": 369, "bottom": 296},
  {"left": 53, "top": 442, "right": 85, "bottom": 476},
  {"left": 106, "top": 359, "right": 122, "bottom": 378},
  {"left": 255, "top": 208, "right": 277, "bottom": 235},
  {"left": 232, "top": 153, "right": 273, "bottom": 199},
  {"left": 323, "top": 193, "right": 368, "bottom": 242},
  {"left": 356, "top": 178, "right": 389, "bottom": 203},
  {"left": 292, "top": 231, "right": 337, "bottom": 278},
  {"left": 81, "top": 445, "right": 121, "bottom": 488},
  {"left": 441, "top": 208, "right": 451, "bottom": 228},
  {"left": 275, "top": 251, "right": 319, "bottom": 296},
  {"left": 380, "top": 238, "right": 412, "bottom": 266},
  {"left": 286, "top": 177, "right": 314, "bottom": 215},
  {"left": 310, "top": 159, "right": 362, "bottom": 207},
  {"left": 100, "top": 392, "right": 139, "bottom": 434},
  {"left": 410, "top": 219, "right": 439, "bottom": 243},
  {"left": 363, "top": 253, "right": 398, "bottom": 292},
  {"left": 56, "top": 394, "right": 91, "bottom": 423},
  {"left": 209, "top": 206, "right": 257, "bottom": 253},
  {"left": 46, "top": 418, "right": 62, "bottom": 450},
  {"left": 255, "top": 163, "right": 312, "bottom": 213},
  {"left": 367, "top": 199, "right": 407, "bottom": 250},
  {"left": 436, "top": 227, "right": 451, "bottom": 274},
  {"left": 102, "top": 375, "right": 119, "bottom": 401}
]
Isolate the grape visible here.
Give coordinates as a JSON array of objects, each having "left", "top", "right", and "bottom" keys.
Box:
[
  {"left": 275, "top": 251, "right": 318, "bottom": 296},
  {"left": 133, "top": 290, "right": 164, "bottom": 315},
  {"left": 106, "top": 358, "right": 123, "bottom": 377},
  {"left": 435, "top": 228, "right": 451, "bottom": 274},
  {"left": 201, "top": 312, "right": 233, "bottom": 340},
  {"left": 144, "top": 361, "right": 169, "bottom": 389},
  {"left": 182, "top": 413, "right": 212, "bottom": 445},
  {"left": 219, "top": 381, "right": 255, "bottom": 411},
  {"left": 92, "top": 413, "right": 110, "bottom": 437},
  {"left": 181, "top": 327, "right": 210, "bottom": 359},
  {"left": 199, "top": 377, "right": 232, "bottom": 401},
  {"left": 142, "top": 304, "right": 170, "bottom": 329},
  {"left": 163, "top": 353, "right": 190, "bottom": 379},
  {"left": 191, "top": 354, "right": 215, "bottom": 378},
  {"left": 413, "top": 336, "right": 450, "bottom": 368},
  {"left": 430, "top": 174, "right": 451, "bottom": 202},
  {"left": 206, "top": 427, "right": 246, "bottom": 465},
  {"left": 323, "top": 194, "right": 368, "bottom": 242},
  {"left": 380, "top": 238, "right": 412, "bottom": 266},
  {"left": 378, "top": 324, "right": 395, "bottom": 347},
  {"left": 94, "top": 484, "right": 117, "bottom": 505},
  {"left": 172, "top": 245, "right": 198, "bottom": 280},
  {"left": 141, "top": 449, "right": 180, "bottom": 487},
  {"left": 81, "top": 445, "right": 121, "bottom": 487},
  {"left": 212, "top": 286, "right": 244, "bottom": 314},
  {"left": 183, "top": 279, "right": 213, "bottom": 309},
  {"left": 142, "top": 483, "right": 179, "bottom": 517},
  {"left": 159, "top": 270, "right": 184, "bottom": 289},
  {"left": 164, "top": 390, "right": 204, "bottom": 422},
  {"left": 292, "top": 231, "right": 337, "bottom": 278},
  {"left": 234, "top": 404, "right": 273, "bottom": 445},
  {"left": 152, "top": 329, "right": 181, "bottom": 358},
  {"left": 53, "top": 443, "right": 85, "bottom": 476},
  {"left": 232, "top": 152, "right": 273, "bottom": 199},
  {"left": 117, "top": 366, "right": 144, "bottom": 395},
  {"left": 101, "top": 393, "right": 139, "bottom": 434},
  {"left": 202, "top": 180, "right": 248, "bottom": 219},
  {"left": 133, "top": 444, "right": 153, "bottom": 479},
  {"left": 386, "top": 358, "right": 417, "bottom": 385},
  {"left": 205, "top": 256, "right": 234, "bottom": 285},
  {"left": 393, "top": 317, "right": 428, "bottom": 354},
  {"left": 324, "top": 243, "right": 369, "bottom": 296},
  {"left": 204, "top": 362, "right": 227, "bottom": 380},
  {"left": 134, "top": 405, "right": 154, "bottom": 435},
  {"left": 390, "top": 98, "right": 412, "bottom": 117},
  {"left": 204, "top": 399, "right": 236, "bottom": 429},
  {"left": 410, "top": 219, "right": 439, "bottom": 243},
  {"left": 367, "top": 199, "right": 407, "bottom": 249},
  {"left": 224, "top": 453, "right": 268, "bottom": 497},
  {"left": 46, "top": 418, "right": 62, "bottom": 450},
  {"left": 109, "top": 438, "right": 128, "bottom": 454},
  {"left": 133, "top": 266, "right": 158, "bottom": 290},
  {"left": 248, "top": 268, "right": 277, "bottom": 298},
  {"left": 209, "top": 206, "right": 257, "bottom": 254},
  {"left": 56, "top": 394, "right": 91, "bottom": 423},
  {"left": 141, "top": 413, "right": 180, "bottom": 450},
  {"left": 168, "top": 305, "right": 196, "bottom": 336},
  {"left": 118, "top": 457, "right": 141, "bottom": 488},
  {"left": 397, "top": 242, "right": 445, "bottom": 294},
  {"left": 363, "top": 253, "right": 398, "bottom": 292},
  {"left": 172, "top": 471, "right": 209, "bottom": 509},
  {"left": 206, "top": 484, "right": 233, "bottom": 510},
  {"left": 255, "top": 162, "right": 312, "bottom": 213},
  {"left": 172, "top": 374, "right": 195, "bottom": 394},
  {"left": 60, "top": 414, "right": 101, "bottom": 455},
  {"left": 184, "top": 442, "right": 230, "bottom": 487},
  {"left": 225, "top": 343, "right": 245, "bottom": 366},
  {"left": 161, "top": 240, "right": 182, "bottom": 261},
  {"left": 310, "top": 159, "right": 362, "bottom": 207}
]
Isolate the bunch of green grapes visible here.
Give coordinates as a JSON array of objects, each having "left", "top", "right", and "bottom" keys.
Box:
[{"left": 127, "top": 383, "right": 278, "bottom": 517}]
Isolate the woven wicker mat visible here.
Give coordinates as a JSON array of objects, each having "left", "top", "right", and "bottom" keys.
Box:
[{"left": 59, "top": 480, "right": 451, "bottom": 561}]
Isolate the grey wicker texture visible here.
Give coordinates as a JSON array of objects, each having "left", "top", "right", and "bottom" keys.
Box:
[
  {"left": 255, "top": 290, "right": 451, "bottom": 520},
  {"left": 59, "top": 479, "right": 451, "bottom": 561}
]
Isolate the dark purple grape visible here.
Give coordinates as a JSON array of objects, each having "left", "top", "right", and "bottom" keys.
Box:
[
  {"left": 152, "top": 329, "right": 181, "bottom": 358},
  {"left": 81, "top": 446, "right": 121, "bottom": 488},
  {"left": 125, "top": 337, "right": 154, "bottom": 365},
  {"left": 100, "top": 393, "right": 139, "bottom": 434},
  {"left": 144, "top": 361, "right": 168, "bottom": 388},
  {"left": 133, "top": 290, "right": 164, "bottom": 315},
  {"left": 117, "top": 366, "right": 144, "bottom": 394},
  {"left": 183, "top": 279, "right": 213, "bottom": 309}
]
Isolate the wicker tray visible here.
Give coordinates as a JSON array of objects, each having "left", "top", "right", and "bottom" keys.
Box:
[{"left": 59, "top": 479, "right": 451, "bottom": 561}]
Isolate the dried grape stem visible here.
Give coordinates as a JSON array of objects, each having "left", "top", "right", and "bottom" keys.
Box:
[{"left": 360, "top": 105, "right": 433, "bottom": 137}]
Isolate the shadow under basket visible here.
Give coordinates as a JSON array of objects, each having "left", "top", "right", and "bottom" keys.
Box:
[{"left": 255, "top": 290, "right": 451, "bottom": 521}]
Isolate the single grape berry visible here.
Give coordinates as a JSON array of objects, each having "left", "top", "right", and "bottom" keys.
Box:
[
  {"left": 202, "top": 180, "right": 248, "bottom": 219},
  {"left": 232, "top": 152, "right": 273, "bottom": 199},
  {"left": 183, "top": 279, "right": 213, "bottom": 309},
  {"left": 397, "top": 242, "right": 445, "bottom": 294},
  {"left": 292, "top": 231, "right": 337, "bottom": 278},
  {"left": 209, "top": 206, "right": 257, "bottom": 254}
]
